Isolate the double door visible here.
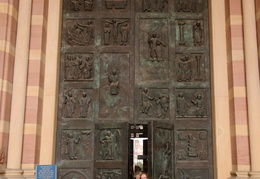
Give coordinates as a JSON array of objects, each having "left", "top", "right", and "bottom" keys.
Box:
[{"left": 56, "top": 0, "right": 213, "bottom": 178}]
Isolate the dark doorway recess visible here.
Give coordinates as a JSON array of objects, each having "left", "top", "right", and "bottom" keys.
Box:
[{"left": 56, "top": 0, "right": 213, "bottom": 178}]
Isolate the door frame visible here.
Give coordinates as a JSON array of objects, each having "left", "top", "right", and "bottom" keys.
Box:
[{"left": 40, "top": 1, "right": 232, "bottom": 178}]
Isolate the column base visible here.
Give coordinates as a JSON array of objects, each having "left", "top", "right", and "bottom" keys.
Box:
[
  {"left": 249, "top": 171, "right": 260, "bottom": 178},
  {"left": 229, "top": 170, "right": 260, "bottom": 179},
  {"left": 2, "top": 169, "right": 24, "bottom": 179},
  {"left": 230, "top": 170, "right": 249, "bottom": 179},
  {"left": 22, "top": 169, "right": 35, "bottom": 179}
]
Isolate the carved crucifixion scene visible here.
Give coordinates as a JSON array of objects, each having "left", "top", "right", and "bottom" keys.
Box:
[{"left": 102, "top": 19, "right": 130, "bottom": 46}]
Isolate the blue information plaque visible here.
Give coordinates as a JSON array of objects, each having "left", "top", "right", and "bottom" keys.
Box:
[{"left": 36, "top": 165, "right": 57, "bottom": 179}]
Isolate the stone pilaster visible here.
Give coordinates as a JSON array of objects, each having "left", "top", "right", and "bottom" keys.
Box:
[
  {"left": 242, "top": 0, "right": 260, "bottom": 178},
  {"left": 5, "top": 0, "right": 32, "bottom": 178}
]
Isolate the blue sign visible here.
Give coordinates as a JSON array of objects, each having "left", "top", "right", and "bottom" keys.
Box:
[{"left": 36, "top": 165, "right": 57, "bottom": 179}]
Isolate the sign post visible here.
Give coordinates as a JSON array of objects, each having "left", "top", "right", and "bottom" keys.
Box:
[{"left": 36, "top": 165, "right": 57, "bottom": 179}]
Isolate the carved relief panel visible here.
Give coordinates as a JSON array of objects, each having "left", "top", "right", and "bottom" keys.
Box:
[
  {"left": 149, "top": 122, "right": 174, "bottom": 179},
  {"left": 176, "top": 20, "right": 204, "bottom": 47},
  {"left": 59, "top": 169, "right": 92, "bottom": 179},
  {"left": 64, "top": 53, "right": 94, "bottom": 81},
  {"left": 142, "top": 0, "right": 169, "bottom": 12},
  {"left": 65, "top": 0, "right": 94, "bottom": 12},
  {"left": 175, "top": 89, "right": 208, "bottom": 118},
  {"left": 176, "top": 169, "right": 209, "bottom": 179},
  {"left": 56, "top": 121, "right": 94, "bottom": 178},
  {"left": 94, "top": 123, "right": 128, "bottom": 178},
  {"left": 102, "top": 19, "right": 130, "bottom": 46},
  {"left": 95, "top": 128, "right": 124, "bottom": 161},
  {"left": 96, "top": 169, "right": 123, "bottom": 178},
  {"left": 176, "top": 130, "right": 208, "bottom": 161},
  {"left": 103, "top": 0, "right": 128, "bottom": 10},
  {"left": 175, "top": 0, "right": 204, "bottom": 13},
  {"left": 61, "top": 129, "right": 92, "bottom": 160},
  {"left": 99, "top": 53, "right": 130, "bottom": 119},
  {"left": 139, "top": 19, "right": 169, "bottom": 83},
  {"left": 63, "top": 88, "right": 93, "bottom": 119},
  {"left": 66, "top": 19, "right": 95, "bottom": 47},
  {"left": 138, "top": 88, "right": 169, "bottom": 119},
  {"left": 176, "top": 53, "right": 205, "bottom": 82},
  {"left": 58, "top": 0, "right": 212, "bottom": 178}
]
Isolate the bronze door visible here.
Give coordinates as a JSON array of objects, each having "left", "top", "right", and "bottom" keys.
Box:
[
  {"left": 56, "top": 0, "right": 213, "bottom": 178},
  {"left": 95, "top": 122, "right": 129, "bottom": 178},
  {"left": 148, "top": 122, "right": 174, "bottom": 179}
]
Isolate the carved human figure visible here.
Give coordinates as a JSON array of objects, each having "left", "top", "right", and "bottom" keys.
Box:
[
  {"left": 148, "top": 33, "right": 166, "bottom": 61},
  {"left": 120, "top": 22, "right": 129, "bottom": 46},
  {"left": 64, "top": 91, "right": 76, "bottom": 117},
  {"left": 193, "top": 21, "right": 203, "bottom": 46},
  {"left": 143, "top": 0, "right": 151, "bottom": 12},
  {"left": 156, "top": 0, "right": 168, "bottom": 12},
  {"left": 159, "top": 138, "right": 171, "bottom": 179},
  {"left": 103, "top": 23, "right": 111, "bottom": 45},
  {"left": 108, "top": 68, "right": 119, "bottom": 95},
  {"left": 100, "top": 130, "right": 118, "bottom": 160},
  {"left": 65, "top": 132, "right": 80, "bottom": 160},
  {"left": 187, "top": 134, "right": 198, "bottom": 157},
  {"left": 84, "top": 0, "right": 93, "bottom": 11},
  {"left": 78, "top": 56, "right": 92, "bottom": 79},
  {"left": 191, "top": 92, "right": 205, "bottom": 117},
  {"left": 176, "top": 92, "right": 187, "bottom": 117},
  {"left": 177, "top": 54, "right": 192, "bottom": 82},
  {"left": 141, "top": 88, "right": 155, "bottom": 116},
  {"left": 156, "top": 93, "right": 169, "bottom": 118},
  {"left": 66, "top": 56, "right": 79, "bottom": 80},
  {"left": 85, "top": 20, "right": 94, "bottom": 44},
  {"left": 79, "top": 92, "right": 91, "bottom": 118},
  {"left": 71, "top": 0, "right": 81, "bottom": 11},
  {"left": 103, "top": 19, "right": 128, "bottom": 44}
]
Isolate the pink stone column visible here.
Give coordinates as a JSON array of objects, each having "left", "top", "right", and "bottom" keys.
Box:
[
  {"left": 5, "top": 0, "right": 32, "bottom": 177},
  {"left": 242, "top": 0, "right": 260, "bottom": 177}
]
